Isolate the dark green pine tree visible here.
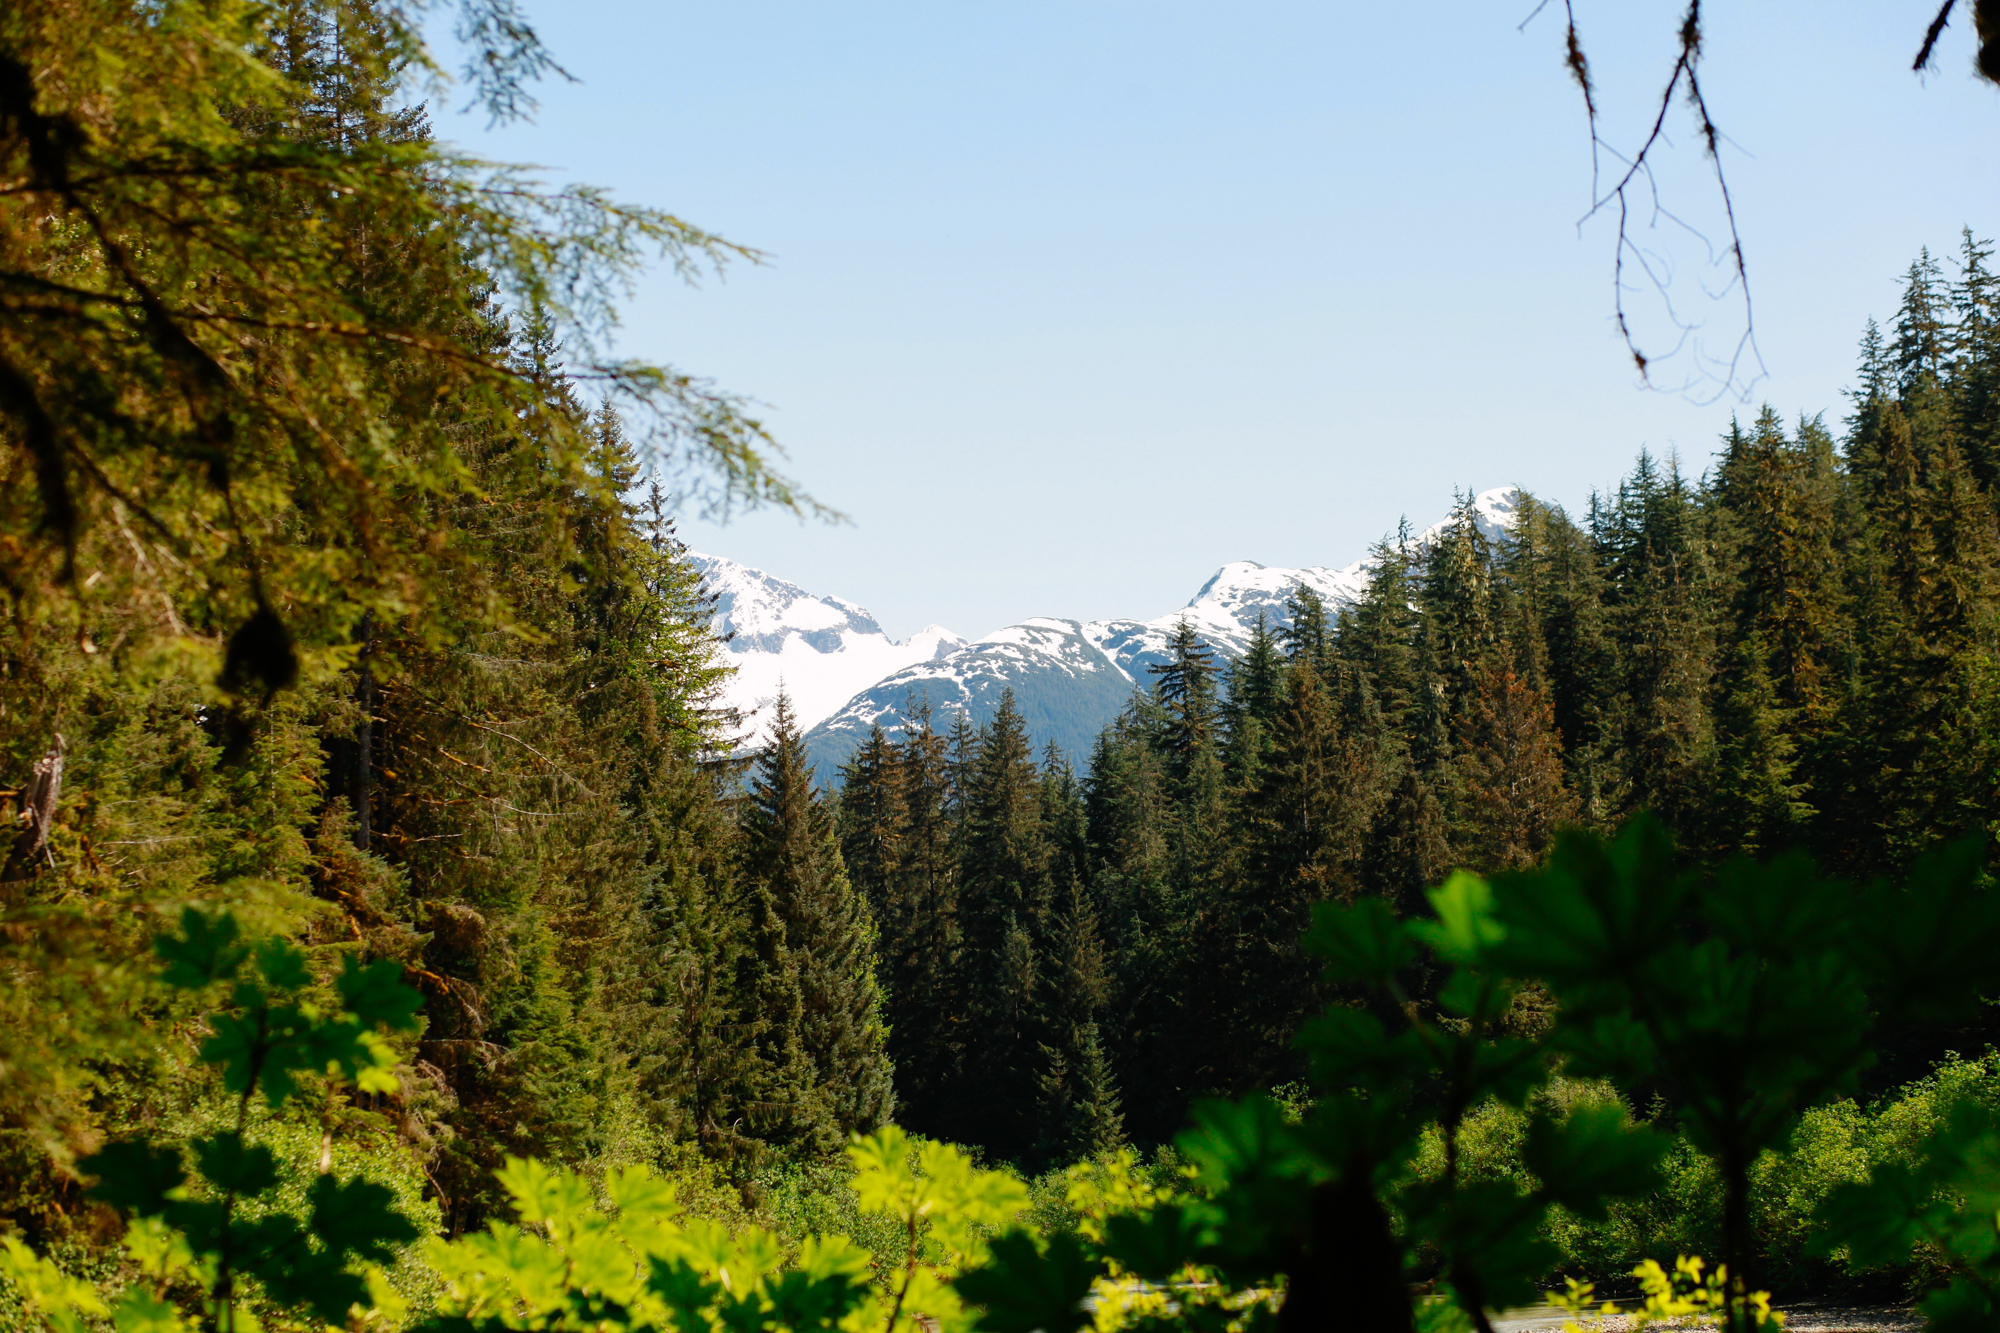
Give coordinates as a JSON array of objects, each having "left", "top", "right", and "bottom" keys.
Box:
[
  {"left": 1081, "top": 706, "right": 1176, "bottom": 1141},
  {"left": 1600, "top": 452, "right": 1717, "bottom": 829},
  {"left": 837, "top": 726, "right": 906, "bottom": 924},
  {"left": 741, "top": 694, "right": 894, "bottom": 1154},
  {"left": 1278, "top": 583, "right": 1335, "bottom": 677},
  {"left": 1222, "top": 611, "right": 1290, "bottom": 785},
  {"left": 1224, "top": 660, "right": 1372, "bottom": 1088},
  {"left": 1951, "top": 230, "right": 2000, "bottom": 490},
  {"left": 1711, "top": 408, "right": 1841, "bottom": 717},
  {"left": 1498, "top": 494, "right": 1619, "bottom": 817},
  {"left": 1705, "top": 634, "right": 1812, "bottom": 858},
  {"left": 1148, "top": 618, "right": 1225, "bottom": 797},
  {"left": 950, "top": 689, "right": 1051, "bottom": 1160},
  {"left": 1032, "top": 875, "right": 1125, "bottom": 1168},
  {"left": 884, "top": 700, "right": 963, "bottom": 1136},
  {"left": 1705, "top": 408, "right": 1841, "bottom": 853},
  {"left": 1837, "top": 388, "right": 2000, "bottom": 872},
  {"left": 1341, "top": 523, "right": 1449, "bottom": 914},
  {"left": 1420, "top": 490, "right": 1499, "bottom": 730},
  {"left": 1338, "top": 527, "right": 1423, "bottom": 760},
  {"left": 1361, "top": 766, "right": 1453, "bottom": 920},
  {"left": 1894, "top": 248, "right": 1952, "bottom": 396},
  {"left": 1145, "top": 620, "right": 1232, "bottom": 1106}
]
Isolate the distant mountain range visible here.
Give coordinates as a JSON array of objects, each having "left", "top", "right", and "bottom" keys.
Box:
[{"left": 690, "top": 486, "right": 1518, "bottom": 779}]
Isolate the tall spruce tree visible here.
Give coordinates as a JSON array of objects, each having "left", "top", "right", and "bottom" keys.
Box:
[
  {"left": 951, "top": 690, "right": 1051, "bottom": 1160},
  {"left": 1222, "top": 612, "right": 1289, "bottom": 784},
  {"left": 741, "top": 695, "right": 893, "bottom": 1154},
  {"left": 885, "top": 701, "right": 964, "bottom": 1136},
  {"left": 1224, "top": 661, "right": 1373, "bottom": 1088},
  {"left": 1032, "top": 875, "right": 1125, "bottom": 1168}
]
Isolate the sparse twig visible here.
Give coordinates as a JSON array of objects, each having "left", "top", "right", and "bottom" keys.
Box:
[{"left": 1528, "top": 1, "right": 1763, "bottom": 402}]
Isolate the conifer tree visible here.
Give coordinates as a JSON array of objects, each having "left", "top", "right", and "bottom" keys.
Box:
[
  {"left": 1712, "top": 408, "right": 1841, "bottom": 717},
  {"left": 883, "top": 701, "right": 963, "bottom": 1136},
  {"left": 1362, "top": 768, "right": 1454, "bottom": 919},
  {"left": 1080, "top": 708, "right": 1177, "bottom": 1140},
  {"left": 1705, "top": 635, "right": 1813, "bottom": 858},
  {"left": 1222, "top": 612, "right": 1290, "bottom": 784},
  {"left": 1278, "top": 584, "right": 1335, "bottom": 676},
  {"left": 1224, "top": 661, "right": 1373, "bottom": 1086},
  {"left": 1500, "top": 495, "right": 1619, "bottom": 815},
  {"left": 1032, "top": 878, "right": 1124, "bottom": 1168},
  {"left": 951, "top": 690, "right": 1051, "bottom": 1160},
  {"left": 1953, "top": 230, "right": 2000, "bottom": 489},
  {"left": 1455, "top": 662, "right": 1579, "bottom": 871},
  {"left": 1421, "top": 491, "right": 1499, "bottom": 727},
  {"left": 838, "top": 727, "right": 907, "bottom": 924},
  {"left": 741, "top": 695, "right": 894, "bottom": 1153},
  {"left": 1339, "top": 529, "right": 1424, "bottom": 760},
  {"left": 1602, "top": 453, "right": 1718, "bottom": 826},
  {"left": 1148, "top": 619, "right": 1225, "bottom": 796},
  {"left": 1895, "top": 248, "right": 1953, "bottom": 394}
]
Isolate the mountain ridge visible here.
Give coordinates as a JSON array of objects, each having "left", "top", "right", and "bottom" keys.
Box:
[{"left": 694, "top": 486, "right": 1520, "bottom": 777}]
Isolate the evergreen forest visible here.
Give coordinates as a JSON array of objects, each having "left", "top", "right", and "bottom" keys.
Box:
[
  {"left": 841, "top": 233, "right": 2000, "bottom": 1163},
  {"left": 9, "top": 5, "right": 2000, "bottom": 1333}
]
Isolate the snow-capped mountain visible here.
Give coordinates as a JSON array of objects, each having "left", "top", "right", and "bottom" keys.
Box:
[
  {"left": 797, "top": 561, "right": 1367, "bottom": 775},
  {"left": 797, "top": 618, "right": 1143, "bottom": 775},
  {"left": 689, "top": 553, "right": 967, "bottom": 742},
  {"left": 790, "top": 486, "right": 1522, "bottom": 777}
]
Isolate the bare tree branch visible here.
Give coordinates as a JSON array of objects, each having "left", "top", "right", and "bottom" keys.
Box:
[
  {"left": 1916, "top": 0, "right": 1959, "bottom": 71},
  {"left": 1530, "top": 1, "right": 1763, "bottom": 402}
]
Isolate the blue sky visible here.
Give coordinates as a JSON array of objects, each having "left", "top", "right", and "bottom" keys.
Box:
[{"left": 437, "top": 2, "right": 1998, "bottom": 640}]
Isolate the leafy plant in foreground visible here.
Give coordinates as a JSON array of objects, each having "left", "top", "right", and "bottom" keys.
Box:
[
  {"left": 2, "top": 908, "right": 424, "bottom": 1333},
  {"left": 953, "top": 815, "right": 2000, "bottom": 1333}
]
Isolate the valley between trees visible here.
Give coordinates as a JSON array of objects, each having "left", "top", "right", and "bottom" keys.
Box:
[{"left": 8, "top": 4, "right": 2000, "bottom": 1333}]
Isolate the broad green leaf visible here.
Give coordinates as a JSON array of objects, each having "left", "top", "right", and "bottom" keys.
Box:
[
  {"left": 337, "top": 955, "right": 424, "bottom": 1032},
  {"left": 82, "top": 1140, "right": 187, "bottom": 1215},
  {"left": 1176, "top": 1095, "right": 1313, "bottom": 1194},
  {"left": 1413, "top": 872, "right": 1505, "bottom": 964},
  {"left": 956, "top": 1231, "right": 1099, "bottom": 1333},
  {"left": 495, "top": 1155, "right": 595, "bottom": 1230},
  {"left": 1921, "top": 1277, "right": 2000, "bottom": 1333},
  {"left": 1303, "top": 897, "right": 1416, "bottom": 984},
  {"left": 0, "top": 1235, "right": 111, "bottom": 1333},
  {"left": 605, "top": 1162, "right": 681, "bottom": 1224},
  {"left": 647, "top": 1257, "right": 722, "bottom": 1333},
  {"left": 1523, "top": 1104, "right": 1666, "bottom": 1221},
  {"left": 120, "top": 1216, "right": 195, "bottom": 1282},
  {"left": 154, "top": 908, "right": 247, "bottom": 989},
  {"left": 111, "top": 1288, "right": 187, "bottom": 1333},
  {"left": 1487, "top": 816, "right": 1690, "bottom": 989},
  {"left": 1294, "top": 1006, "right": 1429, "bottom": 1090},
  {"left": 1099, "top": 1201, "right": 1214, "bottom": 1280},
  {"left": 192, "top": 1132, "right": 279, "bottom": 1197},
  {"left": 766, "top": 1239, "right": 872, "bottom": 1331},
  {"left": 1854, "top": 835, "right": 2000, "bottom": 1023},
  {"left": 1703, "top": 851, "right": 1851, "bottom": 960},
  {"left": 1402, "top": 1179, "right": 1557, "bottom": 1314},
  {"left": 254, "top": 938, "right": 311, "bottom": 991},
  {"left": 307, "top": 1174, "right": 420, "bottom": 1265},
  {"left": 793, "top": 1233, "right": 873, "bottom": 1283},
  {"left": 1815, "top": 1164, "right": 1934, "bottom": 1268}
]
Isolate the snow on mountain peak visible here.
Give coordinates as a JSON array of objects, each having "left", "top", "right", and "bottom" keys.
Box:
[
  {"left": 694, "top": 484, "right": 1524, "bottom": 770},
  {"left": 1415, "top": 486, "right": 1519, "bottom": 550},
  {"left": 689, "top": 552, "right": 966, "bottom": 741}
]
